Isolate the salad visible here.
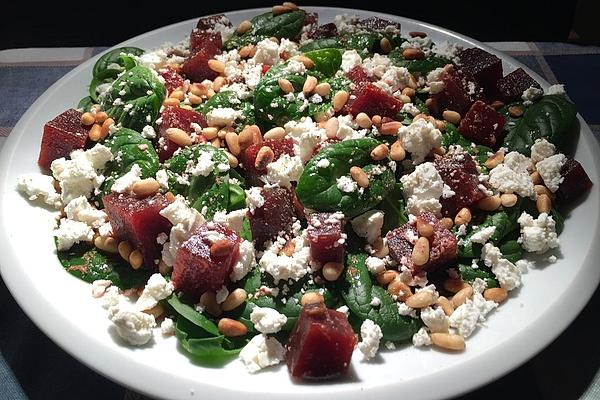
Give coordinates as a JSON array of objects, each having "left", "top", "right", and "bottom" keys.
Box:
[{"left": 15, "top": 2, "right": 593, "bottom": 380}]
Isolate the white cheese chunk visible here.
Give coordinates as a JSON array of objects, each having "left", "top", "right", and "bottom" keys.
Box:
[
  {"left": 530, "top": 138, "right": 556, "bottom": 165},
  {"left": 412, "top": 327, "right": 432, "bottom": 346},
  {"left": 536, "top": 153, "right": 566, "bottom": 192},
  {"left": 239, "top": 334, "right": 286, "bottom": 373},
  {"left": 351, "top": 210, "right": 384, "bottom": 244},
  {"left": 16, "top": 173, "right": 62, "bottom": 209},
  {"left": 108, "top": 304, "right": 156, "bottom": 346},
  {"left": 517, "top": 212, "right": 560, "bottom": 254},
  {"left": 53, "top": 218, "right": 94, "bottom": 251},
  {"left": 400, "top": 162, "right": 444, "bottom": 217},
  {"left": 397, "top": 119, "right": 442, "bottom": 165},
  {"left": 481, "top": 243, "right": 522, "bottom": 291},
  {"left": 135, "top": 273, "right": 175, "bottom": 311},
  {"left": 358, "top": 319, "right": 383, "bottom": 360},
  {"left": 265, "top": 154, "right": 303, "bottom": 188},
  {"left": 250, "top": 307, "right": 288, "bottom": 334}
]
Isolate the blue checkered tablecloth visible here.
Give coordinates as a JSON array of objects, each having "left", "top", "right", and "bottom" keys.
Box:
[{"left": 1, "top": 43, "right": 599, "bottom": 400}]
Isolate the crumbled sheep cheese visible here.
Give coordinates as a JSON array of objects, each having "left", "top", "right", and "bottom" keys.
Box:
[
  {"left": 160, "top": 195, "right": 206, "bottom": 266},
  {"left": 481, "top": 243, "right": 522, "bottom": 290},
  {"left": 278, "top": 38, "right": 299, "bottom": 57},
  {"left": 283, "top": 117, "right": 326, "bottom": 163},
  {"left": 536, "top": 153, "right": 566, "bottom": 192},
  {"left": 412, "top": 327, "right": 432, "bottom": 346},
  {"left": 141, "top": 125, "right": 157, "bottom": 139},
  {"left": 431, "top": 41, "right": 462, "bottom": 62},
  {"left": 397, "top": 119, "right": 442, "bottom": 165},
  {"left": 471, "top": 277, "right": 487, "bottom": 294},
  {"left": 488, "top": 164, "right": 535, "bottom": 198},
  {"left": 259, "top": 233, "right": 311, "bottom": 283},
  {"left": 245, "top": 187, "right": 265, "bottom": 213},
  {"left": 517, "top": 212, "right": 560, "bottom": 254},
  {"left": 521, "top": 86, "right": 543, "bottom": 104},
  {"left": 91, "top": 279, "right": 112, "bottom": 298},
  {"left": 252, "top": 38, "right": 281, "bottom": 65},
  {"left": 282, "top": 59, "right": 306, "bottom": 75},
  {"left": 186, "top": 151, "right": 215, "bottom": 177},
  {"left": 101, "top": 286, "right": 121, "bottom": 309},
  {"left": 336, "top": 175, "right": 358, "bottom": 193},
  {"left": 401, "top": 103, "right": 421, "bottom": 117},
  {"left": 155, "top": 169, "right": 169, "bottom": 189},
  {"left": 206, "top": 107, "right": 242, "bottom": 127},
  {"left": 213, "top": 208, "right": 248, "bottom": 234},
  {"left": 471, "top": 291, "right": 498, "bottom": 321},
  {"left": 351, "top": 210, "right": 384, "bottom": 244},
  {"left": 239, "top": 334, "right": 286, "bottom": 373},
  {"left": 530, "top": 138, "right": 556, "bottom": 164},
  {"left": 379, "top": 66, "right": 411, "bottom": 93},
  {"left": 341, "top": 49, "right": 362, "bottom": 72},
  {"left": 400, "top": 162, "right": 444, "bottom": 217},
  {"left": 358, "top": 319, "right": 383, "bottom": 360},
  {"left": 336, "top": 305, "right": 350, "bottom": 315},
  {"left": 111, "top": 164, "right": 142, "bottom": 194},
  {"left": 250, "top": 307, "right": 288, "bottom": 334},
  {"left": 160, "top": 318, "right": 175, "bottom": 336},
  {"left": 546, "top": 84, "right": 566, "bottom": 96},
  {"left": 365, "top": 256, "right": 386, "bottom": 275},
  {"left": 420, "top": 307, "right": 450, "bottom": 333},
  {"left": 135, "top": 273, "right": 175, "bottom": 311},
  {"left": 470, "top": 226, "right": 496, "bottom": 244},
  {"left": 230, "top": 240, "right": 256, "bottom": 281},
  {"left": 362, "top": 53, "right": 391, "bottom": 79},
  {"left": 448, "top": 301, "right": 480, "bottom": 337},
  {"left": 503, "top": 152, "right": 533, "bottom": 174},
  {"left": 316, "top": 159, "right": 330, "bottom": 168},
  {"left": 16, "top": 173, "right": 62, "bottom": 209},
  {"left": 398, "top": 302, "right": 417, "bottom": 317},
  {"left": 53, "top": 218, "right": 94, "bottom": 251},
  {"left": 65, "top": 196, "right": 107, "bottom": 228},
  {"left": 108, "top": 304, "right": 156, "bottom": 346},
  {"left": 265, "top": 154, "right": 304, "bottom": 188}
]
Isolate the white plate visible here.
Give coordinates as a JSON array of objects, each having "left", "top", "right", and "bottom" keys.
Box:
[{"left": 1, "top": 7, "right": 599, "bottom": 400}]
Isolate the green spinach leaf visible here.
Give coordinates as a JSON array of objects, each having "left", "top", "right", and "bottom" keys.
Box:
[
  {"left": 199, "top": 90, "right": 255, "bottom": 129},
  {"left": 458, "top": 263, "right": 499, "bottom": 288},
  {"left": 379, "top": 183, "right": 408, "bottom": 234},
  {"left": 299, "top": 38, "right": 342, "bottom": 52},
  {"left": 304, "top": 48, "right": 342, "bottom": 77},
  {"left": 89, "top": 47, "right": 144, "bottom": 102},
  {"left": 224, "top": 10, "right": 306, "bottom": 50},
  {"left": 388, "top": 49, "right": 450, "bottom": 73}
]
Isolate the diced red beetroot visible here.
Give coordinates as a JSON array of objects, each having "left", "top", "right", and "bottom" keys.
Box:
[
  {"left": 346, "top": 84, "right": 403, "bottom": 118},
  {"left": 432, "top": 68, "right": 484, "bottom": 116},
  {"left": 457, "top": 48, "right": 503, "bottom": 95},
  {"left": 286, "top": 303, "right": 356, "bottom": 380},
  {"left": 158, "top": 106, "right": 207, "bottom": 161},
  {"left": 346, "top": 66, "right": 372, "bottom": 86},
  {"left": 158, "top": 68, "right": 184, "bottom": 94},
  {"left": 190, "top": 29, "right": 223, "bottom": 55},
  {"left": 196, "top": 14, "right": 232, "bottom": 31},
  {"left": 307, "top": 23, "right": 338, "bottom": 39},
  {"left": 300, "top": 12, "right": 318, "bottom": 38},
  {"left": 103, "top": 193, "right": 172, "bottom": 269},
  {"left": 38, "top": 109, "right": 89, "bottom": 170},
  {"left": 386, "top": 212, "right": 457, "bottom": 272},
  {"left": 181, "top": 47, "right": 221, "bottom": 83},
  {"left": 358, "top": 16, "right": 402, "bottom": 32},
  {"left": 306, "top": 213, "right": 345, "bottom": 264},
  {"left": 240, "top": 138, "right": 295, "bottom": 186},
  {"left": 557, "top": 158, "right": 593, "bottom": 203},
  {"left": 249, "top": 187, "right": 296, "bottom": 248},
  {"left": 435, "top": 152, "right": 486, "bottom": 217},
  {"left": 496, "top": 67, "right": 541, "bottom": 102},
  {"left": 458, "top": 100, "right": 505, "bottom": 147},
  {"left": 172, "top": 222, "right": 240, "bottom": 298}
]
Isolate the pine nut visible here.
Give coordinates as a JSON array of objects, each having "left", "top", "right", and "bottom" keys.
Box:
[
  {"left": 537, "top": 193, "right": 552, "bottom": 214},
  {"left": 484, "top": 151, "right": 505, "bottom": 169},
  {"left": 387, "top": 278, "right": 412, "bottom": 301},
  {"left": 436, "top": 296, "right": 454, "bottom": 316},
  {"left": 500, "top": 193, "right": 518, "bottom": 208},
  {"left": 163, "top": 97, "right": 180, "bottom": 107},
  {"left": 350, "top": 166, "right": 369, "bottom": 188},
  {"left": 89, "top": 124, "right": 102, "bottom": 141},
  {"left": 416, "top": 220, "right": 434, "bottom": 238},
  {"left": 402, "top": 87, "right": 416, "bottom": 97},
  {"left": 332, "top": 90, "right": 349, "bottom": 112},
  {"left": 189, "top": 83, "right": 209, "bottom": 97},
  {"left": 99, "top": 118, "right": 114, "bottom": 140},
  {"left": 530, "top": 170, "right": 543, "bottom": 185},
  {"left": 431, "top": 333, "right": 465, "bottom": 351},
  {"left": 81, "top": 112, "right": 95, "bottom": 126},
  {"left": 279, "top": 240, "right": 296, "bottom": 257},
  {"left": 224, "top": 151, "right": 239, "bottom": 168},
  {"left": 443, "top": 278, "right": 467, "bottom": 294},
  {"left": 188, "top": 93, "right": 202, "bottom": 105},
  {"left": 396, "top": 94, "right": 409, "bottom": 104},
  {"left": 272, "top": 4, "right": 294, "bottom": 15},
  {"left": 221, "top": 288, "right": 247, "bottom": 311},
  {"left": 255, "top": 146, "right": 275, "bottom": 169},
  {"left": 278, "top": 78, "right": 294, "bottom": 94},
  {"left": 454, "top": 207, "right": 472, "bottom": 226},
  {"left": 252, "top": 127, "right": 263, "bottom": 144},
  {"left": 94, "top": 111, "right": 108, "bottom": 124},
  {"left": 291, "top": 55, "right": 315, "bottom": 69},
  {"left": 484, "top": 287, "right": 508, "bottom": 303},
  {"left": 169, "top": 90, "right": 185, "bottom": 101},
  {"left": 118, "top": 241, "right": 133, "bottom": 261},
  {"left": 534, "top": 184, "right": 552, "bottom": 197},
  {"left": 282, "top": 1, "right": 299, "bottom": 9},
  {"left": 202, "top": 127, "right": 218, "bottom": 140},
  {"left": 409, "top": 31, "right": 428, "bottom": 38},
  {"left": 402, "top": 48, "right": 425, "bottom": 60},
  {"left": 412, "top": 237, "right": 430, "bottom": 267},
  {"left": 356, "top": 112, "right": 372, "bottom": 129},
  {"left": 376, "top": 269, "right": 399, "bottom": 286},
  {"left": 223, "top": 132, "right": 240, "bottom": 156},
  {"left": 144, "top": 304, "right": 165, "bottom": 319},
  {"left": 380, "top": 121, "right": 402, "bottom": 135},
  {"left": 263, "top": 126, "right": 286, "bottom": 140},
  {"left": 370, "top": 143, "right": 389, "bottom": 161},
  {"left": 166, "top": 127, "right": 193, "bottom": 147},
  {"left": 451, "top": 285, "right": 473, "bottom": 308},
  {"left": 425, "top": 97, "right": 437, "bottom": 112},
  {"left": 442, "top": 110, "right": 461, "bottom": 124},
  {"left": 132, "top": 178, "right": 160, "bottom": 198},
  {"left": 322, "top": 261, "right": 344, "bottom": 281},
  {"left": 217, "top": 318, "right": 247, "bottom": 336},
  {"left": 379, "top": 37, "right": 392, "bottom": 53},
  {"left": 129, "top": 250, "right": 143, "bottom": 269},
  {"left": 238, "top": 126, "right": 254, "bottom": 150},
  {"left": 490, "top": 100, "right": 504, "bottom": 110},
  {"left": 210, "top": 239, "right": 232, "bottom": 257},
  {"left": 208, "top": 59, "right": 225, "bottom": 74},
  {"left": 165, "top": 192, "right": 176, "bottom": 202},
  {"left": 94, "top": 236, "right": 118, "bottom": 253},
  {"left": 213, "top": 76, "right": 227, "bottom": 92},
  {"left": 314, "top": 82, "right": 331, "bottom": 97},
  {"left": 303, "top": 75, "right": 317, "bottom": 95},
  {"left": 199, "top": 292, "right": 221, "bottom": 317},
  {"left": 508, "top": 105, "right": 523, "bottom": 118},
  {"left": 478, "top": 195, "right": 502, "bottom": 211},
  {"left": 405, "top": 291, "right": 435, "bottom": 308},
  {"left": 390, "top": 140, "right": 406, "bottom": 161},
  {"left": 301, "top": 292, "right": 324, "bottom": 306},
  {"left": 325, "top": 117, "right": 339, "bottom": 139},
  {"left": 239, "top": 45, "right": 254, "bottom": 58},
  {"left": 237, "top": 20, "right": 252, "bottom": 34},
  {"left": 439, "top": 217, "right": 454, "bottom": 230},
  {"left": 371, "top": 237, "right": 389, "bottom": 257}
]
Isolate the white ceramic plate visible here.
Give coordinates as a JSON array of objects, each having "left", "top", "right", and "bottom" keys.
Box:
[{"left": 1, "top": 7, "right": 599, "bottom": 400}]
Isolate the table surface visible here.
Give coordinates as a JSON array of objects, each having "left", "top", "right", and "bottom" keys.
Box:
[{"left": 1, "top": 42, "right": 599, "bottom": 400}]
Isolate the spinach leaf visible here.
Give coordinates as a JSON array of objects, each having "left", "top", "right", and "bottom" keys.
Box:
[
  {"left": 388, "top": 49, "right": 450, "bottom": 73},
  {"left": 499, "top": 239, "right": 523, "bottom": 264},
  {"left": 296, "top": 138, "right": 396, "bottom": 218},
  {"left": 228, "top": 183, "right": 246, "bottom": 211},
  {"left": 224, "top": 10, "right": 306, "bottom": 50},
  {"left": 304, "top": 48, "right": 342, "bottom": 77},
  {"left": 57, "top": 241, "right": 149, "bottom": 289},
  {"left": 166, "top": 294, "right": 220, "bottom": 336},
  {"left": 89, "top": 47, "right": 144, "bottom": 102},
  {"left": 175, "top": 317, "right": 242, "bottom": 362},
  {"left": 342, "top": 253, "right": 421, "bottom": 341},
  {"left": 502, "top": 95, "right": 577, "bottom": 155},
  {"left": 379, "top": 183, "right": 408, "bottom": 234},
  {"left": 458, "top": 263, "right": 499, "bottom": 288},
  {"left": 199, "top": 90, "right": 255, "bottom": 129},
  {"left": 77, "top": 96, "right": 94, "bottom": 113},
  {"left": 100, "top": 65, "right": 166, "bottom": 131},
  {"left": 442, "top": 123, "right": 492, "bottom": 165},
  {"left": 299, "top": 38, "right": 342, "bottom": 52}
]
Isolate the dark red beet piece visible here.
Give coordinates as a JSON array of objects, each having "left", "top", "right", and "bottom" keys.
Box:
[
  {"left": 240, "top": 138, "right": 295, "bottom": 186},
  {"left": 435, "top": 152, "right": 486, "bottom": 217},
  {"left": 557, "top": 158, "right": 593, "bottom": 204},
  {"left": 196, "top": 14, "right": 232, "bottom": 31},
  {"left": 496, "top": 67, "right": 541, "bottom": 102},
  {"left": 307, "top": 23, "right": 338, "bottom": 39},
  {"left": 386, "top": 212, "right": 457, "bottom": 272},
  {"left": 181, "top": 44, "right": 221, "bottom": 83},
  {"left": 38, "top": 109, "right": 89, "bottom": 170},
  {"left": 158, "top": 68, "right": 184, "bottom": 94},
  {"left": 249, "top": 187, "right": 296, "bottom": 248},
  {"left": 190, "top": 29, "right": 223, "bottom": 55},
  {"left": 457, "top": 48, "right": 503, "bottom": 95},
  {"left": 346, "top": 65, "right": 372, "bottom": 86},
  {"left": 459, "top": 100, "right": 505, "bottom": 147},
  {"left": 103, "top": 193, "right": 172, "bottom": 268},
  {"left": 306, "top": 213, "right": 345, "bottom": 264},
  {"left": 172, "top": 222, "right": 240, "bottom": 298},
  {"left": 432, "top": 68, "right": 484, "bottom": 116},
  {"left": 158, "top": 106, "right": 207, "bottom": 161},
  {"left": 286, "top": 303, "right": 356, "bottom": 380},
  {"left": 346, "top": 84, "right": 403, "bottom": 118}
]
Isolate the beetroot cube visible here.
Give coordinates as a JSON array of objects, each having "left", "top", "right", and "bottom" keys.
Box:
[
  {"left": 306, "top": 213, "right": 345, "bottom": 264},
  {"left": 286, "top": 303, "right": 357, "bottom": 380},
  {"left": 557, "top": 158, "right": 593, "bottom": 204},
  {"left": 158, "top": 106, "right": 207, "bottom": 161},
  {"left": 158, "top": 68, "right": 184, "bottom": 95},
  {"left": 181, "top": 47, "right": 221, "bottom": 84},
  {"left": 459, "top": 100, "right": 505, "bottom": 147},
  {"left": 249, "top": 187, "right": 296, "bottom": 248},
  {"left": 196, "top": 14, "right": 232, "bottom": 31},
  {"left": 103, "top": 193, "right": 172, "bottom": 268},
  {"left": 496, "top": 67, "right": 541, "bottom": 102},
  {"left": 172, "top": 222, "right": 240, "bottom": 298},
  {"left": 240, "top": 138, "right": 295, "bottom": 186},
  {"left": 386, "top": 223, "right": 417, "bottom": 269},
  {"left": 346, "top": 66, "right": 371, "bottom": 86},
  {"left": 346, "top": 84, "right": 403, "bottom": 118},
  {"left": 306, "top": 23, "right": 338, "bottom": 39},
  {"left": 458, "top": 48, "right": 503, "bottom": 95},
  {"left": 38, "top": 109, "right": 89, "bottom": 170},
  {"left": 433, "top": 69, "right": 484, "bottom": 116},
  {"left": 190, "top": 29, "right": 223, "bottom": 55},
  {"left": 435, "top": 152, "right": 486, "bottom": 217}
]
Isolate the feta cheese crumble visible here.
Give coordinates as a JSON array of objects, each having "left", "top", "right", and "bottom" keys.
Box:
[
  {"left": 239, "top": 334, "right": 286, "bottom": 373},
  {"left": 358, "top": 319, "right": 383, "bottom": 360},
  {"left": 517, "top": 212, "right": 559, "bottom": 254},
  {"left": 536, "top": 153, "right": 566, "bottom": 192},
  {"left": 135, "top": 273, "right": 175, "bottom": 311},
  {"left": 250, "top": 307, "right": 288, "bottom": 334},
  {"left": 16, "top": 173, "right": 62, "bottom": 209},
  {"left": 351, "top": 210, "right": 384, "bottom": 244},
  {"left": 397, "top": 119, "right": 442, "bottom": 165},
  {"left": 400, "top": 162, "right": 445, "bottom": 217}
]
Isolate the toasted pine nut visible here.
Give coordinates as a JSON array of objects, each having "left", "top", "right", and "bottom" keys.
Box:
[
  {"left": 451, "top": 285, "right": 474, "bottom": 308},
  {"left": 442, "top": 110, "right": 461, "bottom": 125},
  {"left": 282, "top": 1, "right": 299, "bottom": 9},
  {"left": 199, "top": 292, "right": 221, "bottom": 317},
  {"left": 263, "top": 126, "right": 286, "bottom": 140},
  {"left": 301, "top": 292, "right": 324, "bottom": 306},
  {"left": 484, "top": 151, "right": 505, "bottom": 169},
  {"left": 325, "top": 117, "right": 339, "bottom": 139},
  {"left": 252, "top": 127, "right": 263, "bottom": 144},
  {"left": 239, "top": 45, "right": 255, "bottom": 58},
  {"left": 380, "top": 121, "right": 402, "bottom": 135},
  {"left": 530, "top": 170, "right": 543, "bottom": 185},
  {"left": 144, "top": 304, "right": 165, "bottom": 319},
  {"left": 409, "top": 31, "right": 427, "bottom": 38},
  {"left": 534, "top": 184, "right": 552, "bottom": 197},
  {"left": 379, "top": 37, "right": 392, "bottom": 53},
  {"left": 165, "top": 192, "right": 175, "bottom": 202},
  {"left": 425, "top": 97, "right": 437, "bottom": 112},
  {"left": 436, "top": 296, "right": 454, "bottom": 316},
  {"left": 370, "top": 143, "right": 389, "bottom": 161},
  {"left": 224, "top": 132, "right": 240, "bottom": 156},
  {"left": 416, "top": 220, "right": 434, "bottom": 238},
  {"left": 387, "top": 278, "right": 412, "bottom": 301},
  {"left": 81, "top": 112, "right": 95, "bottom": 126},
  {"left": 129, "top": 250, "right": 143, "bottom": 269},
  {"left": 132, "top": 178, "right": 160, "bottom": 198},
  {"left": 303, "top": 75, "right": 318, "bottom": 95},
  {"left": 188, "top": 93, "right": 202, "bottom": 105},
  {"left": 237, "top": 20, "right": 252, "bottom": 34},
  {"left": 211, "top": 137, "right": 221, "bottom": 148},
  {"left": 217, "top": 318, "right": 247, "bottom": 336},
  {"left": 332, "top": 90, "right": 349, "bottom": 112},
  {"left": 500, "top": 193, "right": 518, "bottom": 208},
  {"left": 431, "top": 333, "right": 465, "bottom": 351},
  {"left": 118, "top": 241, "right": 133, "bottom": 261},
  {"left": 223, "top": 151, "right": 239, "bottom": 168},
  {"left": 279, "top": 240, "right": 296, "bottom": 257},
  {"left": 478, "top": 195, "right": 502, "bottom": 211},
  {"left": 322, "top": 262, "right": 344, "bottom": 281},
  {"left": 278, "top": 78, "right": 294, "bottom": 94},
  {"left": 376, "top": 269, "right": 399, "bottom": 286},
  {"left": 255, "top": 146, "right": 275, "bottom": 169},
  {"left": 390, "top": 140, "right": 406, "bottom": 161},
  {"left": 402, "top": 87, "right": 416, "bottom": 97},
  {"left": 508, "top": 105, "right": 523, "bottom": 118},
  {"left": 89, "top": 124, "right": 102, "bottom": 141},
  {"left": 490, "top": 100, "right": 504, "bottom": 110},
  {"left": 402, "top": 48, "right": 425, "bottom": 60},
  {"left": 99, "top": 118, "right": 114, "bottom": 140},
  {"left": 355, "top": 112, "right": 372, "bottom": 129},
  {"left": 443, "top": 278, "right": 467, "bottom": 293},
  {"left": 210, "top": 239, "right": 232, "bottom": 257},
  {"left": 439, "top": 217, "right": 454, "bottom": 230},
  {"left": 238, "top": 126, "right": 254, "bottom": 150},
  {"left": 213, "top": 76, "right": 227, "bottom": 92},
  {"left": 272, "top": 4, "right": 294, "bottom": 15},
  {"left": 405, "top": 291, "right": 435, "bottom": 308},
  {"left": 291, "top": 55, "right": 315, "bottom": 69},
  {"left": 484, "top": 287, "right": 508, "bottom": 303},
  {"left": 412, "top": 237, "right": 430, "bottom": 267},
  {"left": 371, "top": 237, "right": 389, "bottom": 257},
  {"left": 350, "top": 166, "right": 369, "bottom": 188},
  {"left": 94, "top": 236, "right": 118, "bottom": 253},
  {"left": 314, "top": 82, "right": 331, "bottom": 97},
  {"left": 189, "top": 83, "right": 208, "bottom": 97},
  {"left": 208, "top": 59, "right": 225, "bottom": 74},
  {"left": 166, "top": 127, "right": 193, "bottom": 147},
  {"left": 94, "top": 111, "right": 108, "bottom": 124},
  {"left": 218, "top": 129, "right": 228, "bottom": 139},
  {"left": 454, "top": 207, "right": 472, "bottom": 226},
  {"left": 221, "top": 288, "right": 248, "bottom": 311},
  {"left": 202, "top": 127, "right": 218, "bottom": 140},
  {"left": 163, "top": 97, "right": 180, "bottom": 107},
  {"left": 537, "top": 193, "right": 552, "bottom": 214},
  {"left": 169, "top": 90, "right": 185, "bottom": 101}
]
